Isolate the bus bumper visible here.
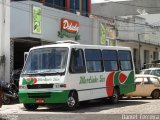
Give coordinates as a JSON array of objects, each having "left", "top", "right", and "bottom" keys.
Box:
[{"left": 18, "top": 90, "right": 69, "bottom": 104}]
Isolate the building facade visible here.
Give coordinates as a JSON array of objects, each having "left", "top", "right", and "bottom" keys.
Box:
[
  {"left": 9, "top": 0, "right": 98, "bottom": 82},
  {"left": 92, "top": 1, "right": 160, "bottom": 73},
  {"left": 116, "top": 16, "right": 160, "bottom": 73},
  {"left": 1, "top": 0, "right": 160, "bottom": 82},
  {"left": 12, "top": 0, "right": 91, "bottom": 17}
]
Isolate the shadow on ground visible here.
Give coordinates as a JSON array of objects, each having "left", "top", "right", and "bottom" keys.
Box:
[{"left": 24, "top": 98, "right": 151, "bottom": 113}]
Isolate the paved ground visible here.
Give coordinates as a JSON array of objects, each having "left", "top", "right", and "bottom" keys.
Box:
[
  {"left": 0, "top": 98, "right": 160, "bottom": 114},
  {"left": 1, "top": 98, "right": 160, "bottom": 120}
]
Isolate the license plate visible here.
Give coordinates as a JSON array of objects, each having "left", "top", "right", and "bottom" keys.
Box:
[{"left": 36, "top": 99, "right": 45, "bottom": 103}]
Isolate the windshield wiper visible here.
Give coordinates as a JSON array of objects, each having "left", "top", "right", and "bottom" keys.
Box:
[
  {"left": 37, "top": 71, "right": 65, "bottom": 76},
  {"left": 22, "top": 71, "right": 65, "bottom": 76}
]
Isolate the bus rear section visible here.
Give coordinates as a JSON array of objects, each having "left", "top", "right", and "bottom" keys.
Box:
[{"left": 18, "top": 42, "right": 135, "bottom": 111}]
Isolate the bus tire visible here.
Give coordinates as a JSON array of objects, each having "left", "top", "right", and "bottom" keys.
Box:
[
  {"left": 24, "top": 104, "right": 39, "bottom": 111},
  {"left": 64, "top": 91, "right": 79, "bottom": 111},
  {"left": 108, "top": 88, "right": 119, "bottom": 104},
  {"left": 151, "top": 90, "right": 160, "bottom": 99}
]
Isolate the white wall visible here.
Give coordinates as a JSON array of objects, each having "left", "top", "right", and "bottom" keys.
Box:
[{"left": 0, "top": 0, "right": 10, "bottom": 82}]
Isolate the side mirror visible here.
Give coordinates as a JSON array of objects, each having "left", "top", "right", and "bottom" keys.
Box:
[
  {"left": 24, "top": 52, "right": 29, "bottom": 62},
  {"left": 70, "top": 66, "right": 86, "bottom": 73}
]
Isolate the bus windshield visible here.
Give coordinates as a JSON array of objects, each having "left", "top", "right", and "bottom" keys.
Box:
[{"left": 22, "top": 47, "right": 69, "bottom": 75}]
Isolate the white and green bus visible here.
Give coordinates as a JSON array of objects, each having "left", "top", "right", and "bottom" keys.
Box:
[{"left": 19, "top": 41, "right": 135, "bottom": 110}]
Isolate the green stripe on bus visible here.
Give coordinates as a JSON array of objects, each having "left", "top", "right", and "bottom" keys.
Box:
[{"left": 18, "top": 90, "right": 70, "bottom": 104}]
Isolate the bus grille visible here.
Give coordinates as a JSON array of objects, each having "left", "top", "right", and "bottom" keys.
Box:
[
  {"left": 27, "top": 92, "right": 51, "bottom": 98},
  {"left": 27, "top": 84, "right": 53, "bottom": 89}
]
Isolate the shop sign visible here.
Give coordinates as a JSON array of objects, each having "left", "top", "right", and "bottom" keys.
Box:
[
  {"left": 99, "top": 23, "right": 106, "bottom": 45},
  {"left": 58, "top": 18, "right": 80, "bottom": 41},
  {"left": 32, "top": 6, "right": 42, "bottom": 34}
]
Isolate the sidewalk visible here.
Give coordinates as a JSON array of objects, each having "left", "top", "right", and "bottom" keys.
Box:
[{"left": 0, "top": 103, "right": 23, "bottom": 114}]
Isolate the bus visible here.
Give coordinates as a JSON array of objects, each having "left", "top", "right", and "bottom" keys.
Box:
[{"left": 19, "top": 41, "right": 135, "bottom": 111}]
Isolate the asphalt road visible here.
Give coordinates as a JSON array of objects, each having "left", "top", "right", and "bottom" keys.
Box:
[{"left": 1, "top": 98, "right": 160, "bottom": 120}]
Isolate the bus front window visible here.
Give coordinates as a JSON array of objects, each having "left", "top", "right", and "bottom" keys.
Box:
[{"left": 22, "top": 47, "right": 68, "bottom": 75}]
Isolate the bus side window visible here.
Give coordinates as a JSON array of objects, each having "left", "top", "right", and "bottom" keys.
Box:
[
  {"left": 102, "top": 50, "right": 118, "bottom": 71},
  {"left": 118, "top": 50, "right": 133, "bottom": 71},
  {"left": 85, "top": 49, "right": 103, "bottom": 72},
  {"left": 69, "top": 49, "right": 86, "bottom": 73}
]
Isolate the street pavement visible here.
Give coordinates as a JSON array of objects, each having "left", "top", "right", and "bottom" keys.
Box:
[{"left": 0, "top": 98, "right": 160, "bottom": 120}]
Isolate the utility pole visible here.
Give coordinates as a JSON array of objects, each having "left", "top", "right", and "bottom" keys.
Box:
[{"left": 138, "top": 32, "right": 155, "bottom": 73}]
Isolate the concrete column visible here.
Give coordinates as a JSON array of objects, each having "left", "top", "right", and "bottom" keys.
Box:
[
  {"left": 92, "top": 19, "right": 99, "bottom": 45},
  {"left": 0, "top": 0, "right": 10, "bottom": 82},
  {"left": 0, "top": 0, "right": 5, "bottom": 80},
  {"left": 65, "top": 0, "right": 70, "bottom": 11},
  {"left": 87, "top": 0, "right": 91, "bottom": 17}
]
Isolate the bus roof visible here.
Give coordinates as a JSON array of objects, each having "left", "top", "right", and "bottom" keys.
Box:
[{"left": 29, "top": 40, "right": 131, "bottom": 51}]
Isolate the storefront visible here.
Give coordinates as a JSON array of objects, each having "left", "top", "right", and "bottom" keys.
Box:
[{"left": 10, "top": 1, "right": 99, "bottom": 82}]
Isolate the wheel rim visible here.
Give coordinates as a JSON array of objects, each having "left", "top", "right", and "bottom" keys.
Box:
[
  {"left": 113, "top": 90, "right": 118, "bottom": 103},
  {"left": 68, "top": 96, "right": 76, "bottom": 108}
]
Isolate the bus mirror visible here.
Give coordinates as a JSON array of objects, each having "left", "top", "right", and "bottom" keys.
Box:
[
  {"left": 72, "top": 49, "right": 79, "bottom": 57},
  {"left": 24, "top": 52, "right": 29, "bottom": 62},
  {"left": 71, "top": 66, "right": 85, "bottom": 73}
]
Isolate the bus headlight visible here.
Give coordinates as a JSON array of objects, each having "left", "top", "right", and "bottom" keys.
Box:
[
  {"left": 54, "top": 84, "right": 67, "bottom": 88},
  {"left": 19, "top": 85, "right": 27, "bottom": 89}
]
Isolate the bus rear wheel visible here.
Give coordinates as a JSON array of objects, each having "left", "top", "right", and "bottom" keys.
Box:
[
  {"left": 108, "top": 88, "right": 119, "bottom": 104},
  {"left": 64, "top": 91, "right": 79, "bottom": 111},
  {"left": 24, "top": 104, "right": 39, "bottom": 111}
]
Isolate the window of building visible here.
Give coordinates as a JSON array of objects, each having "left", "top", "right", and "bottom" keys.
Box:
[
  {"left": 102, "top": 50, "right": 118, "bottom": 71},
  {"left": 153, "top": 51, "right": 158, "bottom": 60},
  {"left": 85, "top": 49, "right": 103, "bottom": 72},
  {"left": 144, "top": 50, "right": 149, "bottom": 64},
  {"left": 118, "top": 50, "right": 133, "bottom": 71},
  {"left": 82, "top": 0, "right": 87, "bottom": 16},
  {"left": 69, "top": 49, "right": 86, "bottom": 73},
  {"left": 70, "top": 0, "right": 80, "bottom": 13},
  {"left": 45, "top": 0, "right": 65, "bottom": 10}
]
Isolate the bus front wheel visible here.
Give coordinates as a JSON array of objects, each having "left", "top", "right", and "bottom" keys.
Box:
[
  {"left": 65, "top": 91, "right": 79, "bottom": 111},
  {"left": 24, "top": 104, "right": 39, "bottom": 111}
]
